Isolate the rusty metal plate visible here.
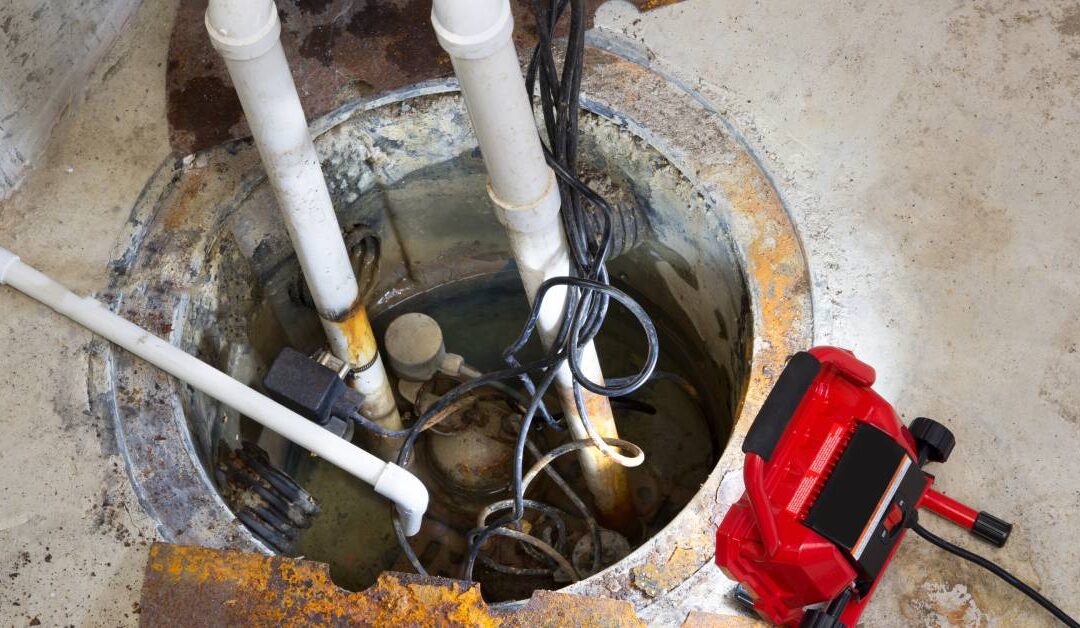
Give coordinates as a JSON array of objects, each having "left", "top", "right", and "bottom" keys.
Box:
[
  {"left": 140, "top": 543, "right": 762, "bottom": 625},
  {"left": 166, "top": 0, "right": 684, "bottom": 154},
  {"left": 140, "top": 542, "right": 647, "bottom": 626}
]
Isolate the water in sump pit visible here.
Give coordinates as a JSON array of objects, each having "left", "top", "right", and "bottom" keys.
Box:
[{"left": 289, "top": 270, "right": 720, "bottom": 597}]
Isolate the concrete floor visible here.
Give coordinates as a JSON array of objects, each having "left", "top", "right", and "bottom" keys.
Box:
[{"left": 1, "top": 0, "right": 1078, "bottom": 625}]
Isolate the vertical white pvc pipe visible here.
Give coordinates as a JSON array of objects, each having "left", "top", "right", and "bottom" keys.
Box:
[
  {"left": 431, "top": 0, "right": 634, "bottom": 527},
  {"left": 205, "top": 0, "right": 402, "bottom": 437},
  {"left": 205, "top": 0, "right": 356, "bottom": 329},
  {"left": 0, "top": 247, "right": 428, "bottom": 535}
]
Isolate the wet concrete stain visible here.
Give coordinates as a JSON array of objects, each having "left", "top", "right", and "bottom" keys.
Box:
[
  {"left": 167, "top": 75, "right": 244, "bottom": 150},
  {"left": 163, "top": 0, "right": 660, "bottom": 154},
  {"left": 296, "top": 0, "right": 333, "bottom": 15},
  {"left": 299, "top": 23, "right": 338, "bottom": 67},
  {"left": 1056, "top": 5, "right": 1080, "bottom": 37},
  {"left": 884, "top": 528, "right": 1053, "bottom": 627},
  {"left": 345, "top": 0, "right": 447, "bottom": 75}
]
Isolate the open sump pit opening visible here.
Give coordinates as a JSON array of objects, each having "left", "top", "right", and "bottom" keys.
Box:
[
  {"left": 104, "top": 48, "right": 812, "bottom": 613},
  {"left": 179, "top": 91, "right": 749, "bottom": 602},
  {"left": 295, "top": 273, "right": 725, "bottom": 600}
]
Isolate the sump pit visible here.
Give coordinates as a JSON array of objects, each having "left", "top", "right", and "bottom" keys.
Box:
[
  {"left": 194, "top": 93, "right": 742, "bottom": 601},
  {"left": 102, "top": 47, "right": 812, "bottom": 611}
]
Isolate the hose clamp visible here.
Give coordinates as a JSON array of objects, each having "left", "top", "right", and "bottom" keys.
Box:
[{"left": 349, "top": 351, "right": 380, "bottom": 378}]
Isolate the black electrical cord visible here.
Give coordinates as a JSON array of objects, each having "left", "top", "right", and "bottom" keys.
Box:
[
  {"left": 910, "top": 520, "right": 1079, "bottom": 627},
  {"left": 349, "top": 412, "right": 410, "bottom": 438},
  {"left": 391, "top": 0, "right": 662, "bottom": 581}
]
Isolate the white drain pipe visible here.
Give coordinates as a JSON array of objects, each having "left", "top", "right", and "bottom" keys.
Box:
[
  {"left": 0, "top": 248, "right": 428, "bottom": 536},
  {"left": 431, "top": 0, "right": 634, "bottom": 528},
  {"left": 204, "top": 0, "right": 402, "bottom": 439}
]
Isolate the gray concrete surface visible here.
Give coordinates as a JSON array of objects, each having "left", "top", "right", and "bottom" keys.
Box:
[
  {"left": 592, "top": 1, "right": 1080, "bottom": 624},
  {"left": 1, "top": 0, "right": 1078, "bottom": 625},
  {"left": 0, "top": 0, "right": 170, "bottom": 625},
  {"left": 0, "top": 0, "right": 142, "bottom": 199}
]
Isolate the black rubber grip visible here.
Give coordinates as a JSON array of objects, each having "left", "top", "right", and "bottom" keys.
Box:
[
  {"left": 743, "top": 351, "right": 821, "bottom": 461},
  {"left": 972, "top": 511, "right": 1012, "bottom": 547}
]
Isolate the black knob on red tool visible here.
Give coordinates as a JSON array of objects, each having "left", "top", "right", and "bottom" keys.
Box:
[
  {"left": 800, "top": 609, "right": 846, "bottom": 628},
  {"left": 972, "top": 511, "right": 1013, "bottom": 547},
  {"left": 909, "top": 416, "right": 955, "bottom": 464},
  {"left": 799, "top": 588, "right": 853, "bottom": 628}
]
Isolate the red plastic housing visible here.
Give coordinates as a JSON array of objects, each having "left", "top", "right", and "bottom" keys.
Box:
[{"left": 715, "top": 347, "right": 930, "bottom": 626}]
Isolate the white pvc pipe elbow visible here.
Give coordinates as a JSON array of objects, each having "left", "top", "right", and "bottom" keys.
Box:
[{"left": 0, "top": 247, "right": 428, "bottom": 536}]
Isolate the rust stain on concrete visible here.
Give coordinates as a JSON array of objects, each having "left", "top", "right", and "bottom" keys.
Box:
[
  {"left": 681, "top": 610, "right": 768, "bottom": 627},
  {"left": 720, "top": 152, "right": 809, "bottom": 436},
  {"left": 166, "top": 0, "right": 685, "bottom": 155},
  {"left": 629, "top": 535, "right": 709, "bottom": 597},
  {"left": 162, "top": 167, "right": 208, "bottom": 231}
]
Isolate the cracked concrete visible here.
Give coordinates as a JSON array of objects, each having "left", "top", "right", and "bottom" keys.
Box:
[{"left": 1, "top": 0, "right": 1078, "bottom": 625}]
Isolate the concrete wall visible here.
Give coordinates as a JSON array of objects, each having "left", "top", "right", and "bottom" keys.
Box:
[{"left": 0, "top": 0, "right": 142, "bottom": 199}]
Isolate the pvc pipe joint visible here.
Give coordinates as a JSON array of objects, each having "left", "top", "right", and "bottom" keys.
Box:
[
  {"left": 0, "top": 247, "right": 18, "bottom": 283},
  {"left": 205, "top": 0, "right": 280, "bottom": 60},
  {"left": 205, "top": 0, "right": 404, "bottom": 441},
  {"left": 432, "top": 0, "right": 635, "bottom": 527},
  {"left": 488, "top": 173, "right": 563, "bottom": 235},
  {"left": 204, "top": 0, "right": 358, "bottom": 326},
  {"left": 430, "top": 0, "right": 512, "bottom": 59}
]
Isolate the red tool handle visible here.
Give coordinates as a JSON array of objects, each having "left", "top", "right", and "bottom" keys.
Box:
[
  {"left": 744, "top": 453, "right": 780, "bottom": 556},
  {"left": 921, "top": 488, "right": 1012, "bottom": 547},
  {"left": 922, "top": 489, "right": 978, "bottom": 528}
]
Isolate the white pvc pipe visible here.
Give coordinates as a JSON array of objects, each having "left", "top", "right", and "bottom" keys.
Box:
[
  {"left": 206, "top": 0, "right": 356, "bottom": 328},
  {"left": 430, "top": 0, "right": 578, "bottom": 362},
  {"left": 205, "top": 0, "right": 402, "bottom": 436},
  {"left": 0, "top": 247, "right": 428, "bottom": 536},
  {"left": 432, "top": 0, "right": 633, "bottom": 525}
]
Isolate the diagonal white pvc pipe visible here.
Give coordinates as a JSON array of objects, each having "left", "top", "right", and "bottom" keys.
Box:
[
  {"left": 0, "top": 247, "right": 428, "bottom": 536},
  {"left": 205, "top": 0, "right": 402, "bottom": 440}
]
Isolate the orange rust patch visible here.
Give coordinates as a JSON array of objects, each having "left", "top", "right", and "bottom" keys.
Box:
[
  {"left": 141, "top": 543, "right": 643, "bottom": 626},
  {"left": 631, "top": 0, "right": 684, "bottom": 10},
  {"left": 554, "top": 385, "right": 635, "bottom": 532},
  {"left": 720, "top": 153, "right": 809, "bottom": 435},
  {"left": 333, "top": 303, "right": 379, "bottom": 366},
  {"left": 163, "top": 168, "right": 208, "bottom": 231},
  {"left": 629, "top": 534, "right": 710, "bottom": 597},
  {"left": 516, "top": 589, "right": 644, "bottom": 627}
]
